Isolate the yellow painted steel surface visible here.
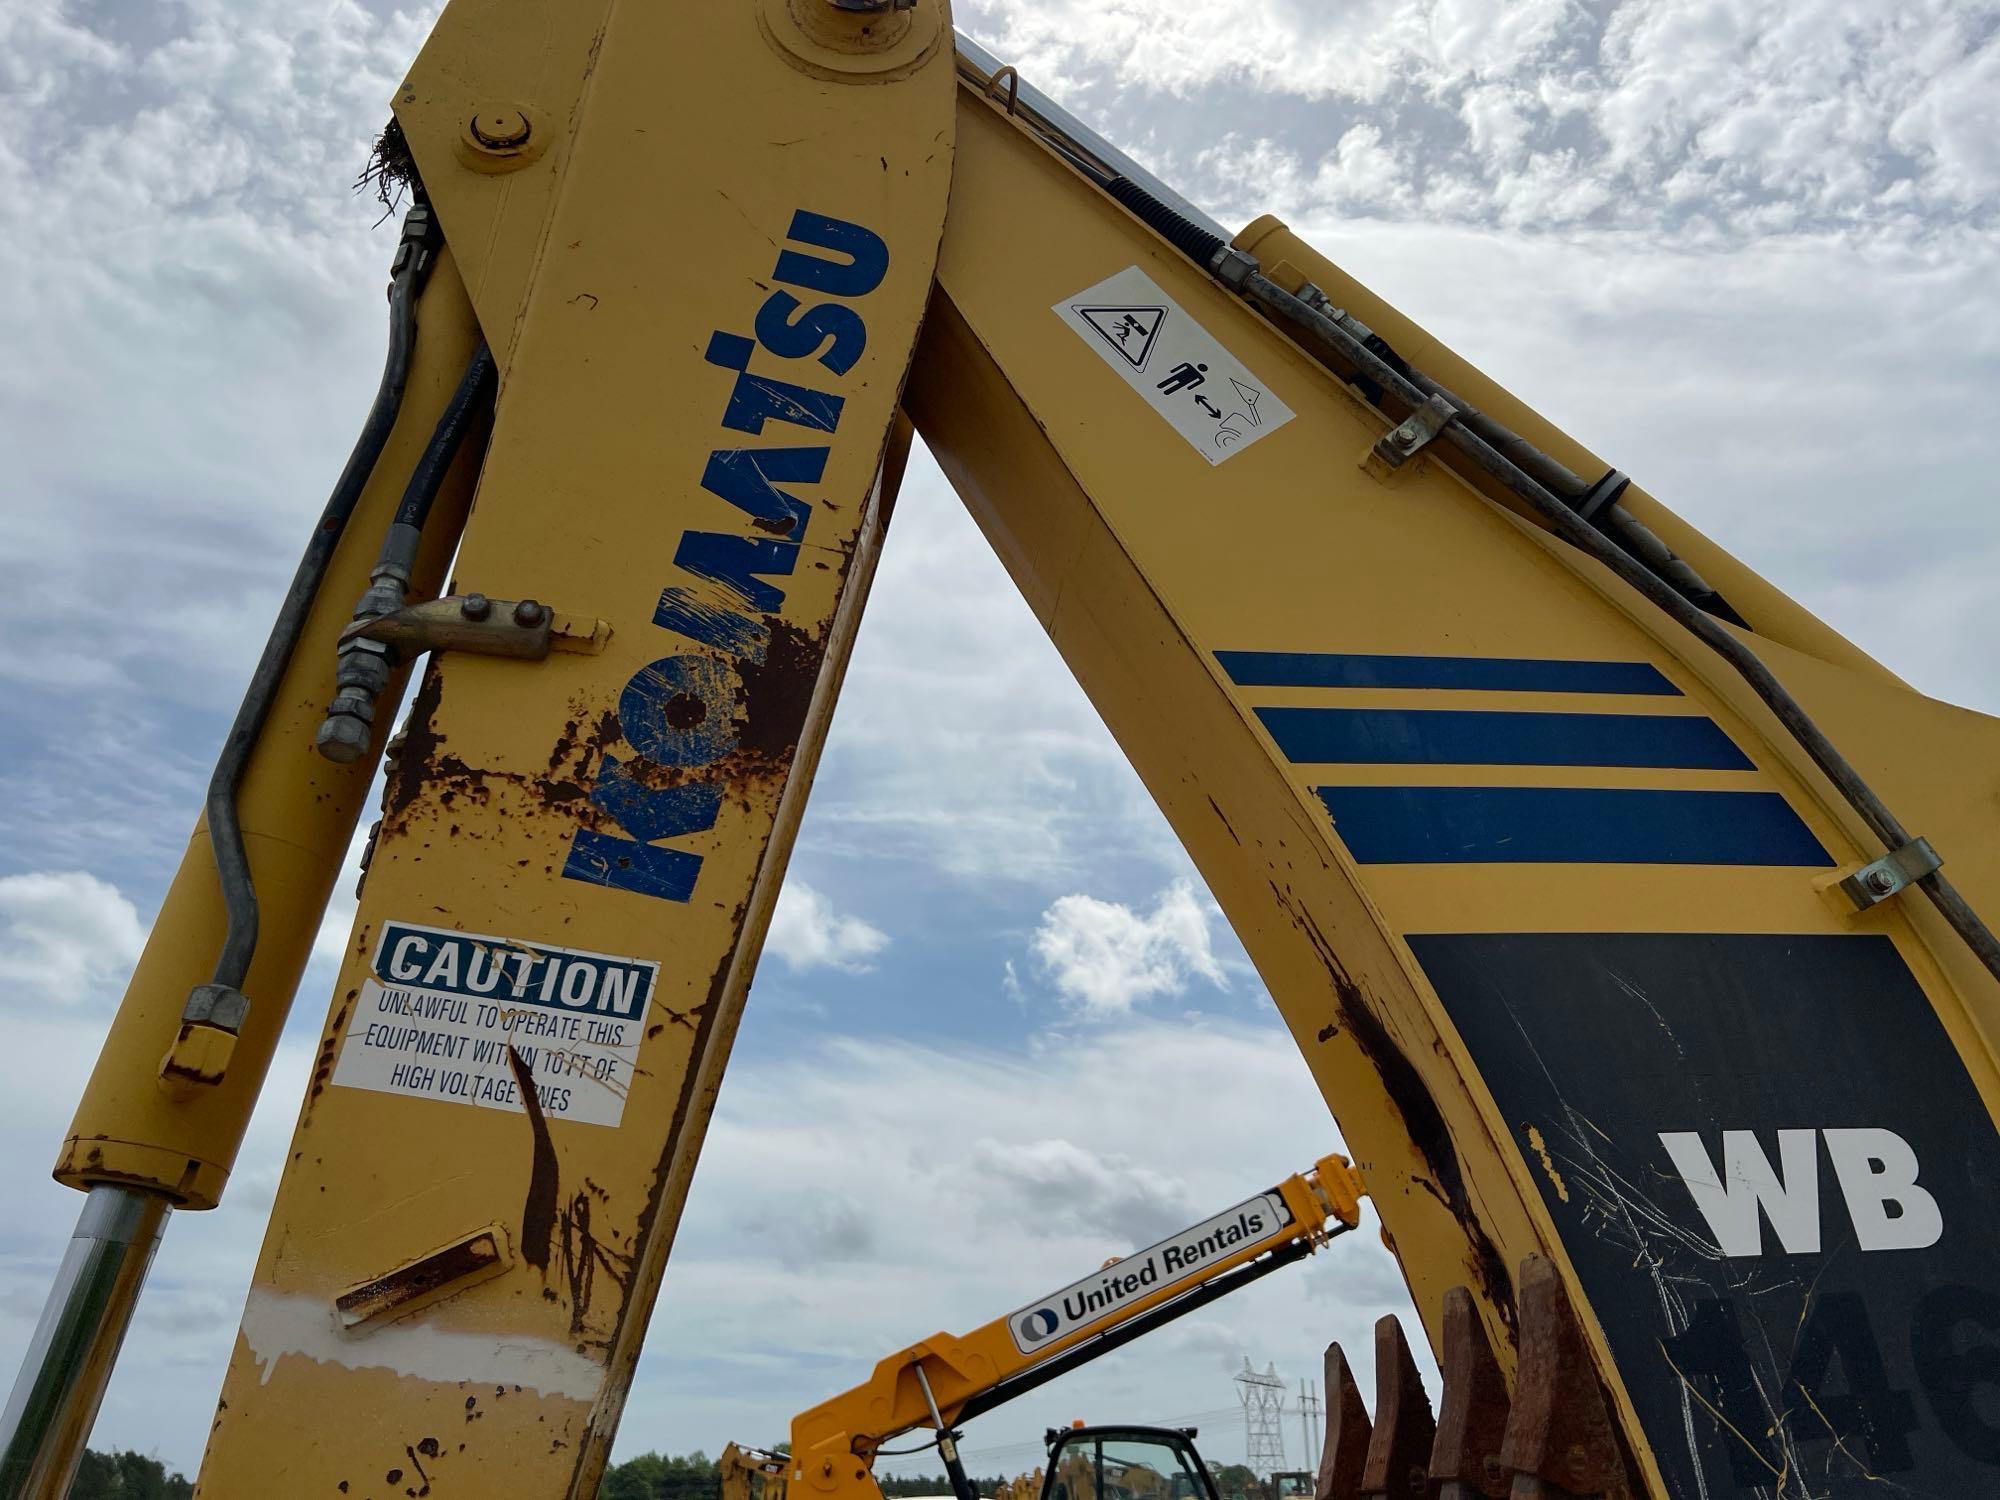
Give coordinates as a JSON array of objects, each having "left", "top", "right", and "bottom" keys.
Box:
[
  {"left": 35, "top": 3, "right": 2000, "bottom": 1494},
  {"left": 192, "top": 2, "right": 954, "bottom": 1494},
  {"left": 52, "top": 259, "right": 484, "bottom": 1211},
  {"left": 782, "top": 1154, "right": 1360, "bottom": 1500},
  {"left": 907, "top": 81, "right": 2000, "bottom": 1498}
]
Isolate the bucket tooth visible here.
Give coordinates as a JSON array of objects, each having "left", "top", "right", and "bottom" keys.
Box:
[
  {"left": 1428, "top": 1287, "right": 1510, "bottom": 1499},
  {"left": 1361, "top": 1315, "right": 1436, "bottom": 1499},
  {"left": 1316, "top": 1341, "right": 1372, "bottom": 1500},
  {"left": 1497, "top": 1256, "right": 1637, "bottom": 1500}
]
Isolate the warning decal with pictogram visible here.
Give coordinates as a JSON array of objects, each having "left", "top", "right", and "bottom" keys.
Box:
[{"left": 1074, "top": 304, "right": 1167, "bottom": 370}]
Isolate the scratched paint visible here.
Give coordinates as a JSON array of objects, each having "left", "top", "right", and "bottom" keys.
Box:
[{"left": 1413, "top": 932, "right": 2000, "bottom": 1499}]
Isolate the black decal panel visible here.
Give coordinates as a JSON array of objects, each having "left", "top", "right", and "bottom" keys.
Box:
[{"left": 1408, "top": 932, "right": 2000, "bottom": 1499}]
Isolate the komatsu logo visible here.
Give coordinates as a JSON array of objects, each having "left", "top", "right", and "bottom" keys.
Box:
[
  {"left": 1006, "top": 1192, "right": 1292, "bottom": 1355},
  {"left": 560, "top": 210, "right": 890, "bottom": 905}
]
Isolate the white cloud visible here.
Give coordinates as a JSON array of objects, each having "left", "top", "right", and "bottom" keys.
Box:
[
  {"left": 3, "top": 0, "right": 1995, "bottom": 1485},
  {"left": 967, "top": 1137, "right": 1198, "bottom": 1243},
  {"left": 765, "top": 881, "right": 891, "bottom": 974},
  {"left": 639, "top": 1021, "right": 1416, "bottom": 1474},
  {"left": 1028, "top": 879, "right": 1228, "bottom": 1019},
  {"left": 0, "top": 870, "right": 146, "bottom": 1006}
]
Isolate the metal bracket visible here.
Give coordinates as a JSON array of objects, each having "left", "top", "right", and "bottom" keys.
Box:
[
  {"left": 1840, "top": 836, "right": 1942, "bottom": 911},
  {"left": 340, "top": 594, "right": 609, "bottom": 662},
  {"left": 1373, "top": 393, "right": 1457, "bottom": 468},
  {"left": 1574, "top": 467, "right": 1632, "bottom": 525}
]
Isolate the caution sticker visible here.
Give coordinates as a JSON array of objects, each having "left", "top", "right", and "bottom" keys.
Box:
[
  {"left": 1055, "top": 265, "right": 1294, "bottom": 465},
  {"left": 330, "top": 921, "right": 653, "bottom": 1128}
]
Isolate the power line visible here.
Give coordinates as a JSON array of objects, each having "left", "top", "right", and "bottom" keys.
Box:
[{"left": 1234, "top": 1360, "right": 1286, "bottom": 1476}]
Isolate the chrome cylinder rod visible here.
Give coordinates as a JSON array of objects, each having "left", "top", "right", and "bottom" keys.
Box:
[{"left": 0, "top": 1186, "right": 171, "bottom": 1499}]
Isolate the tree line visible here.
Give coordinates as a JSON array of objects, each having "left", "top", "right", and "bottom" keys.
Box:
[
  {"left": 66, "top": 1451, "right": 193, "bottom": 1499},
  {"left": 597, "top": 1451, "right": 1019, "bottom": 1500},
  {"left": 66, "top": 1444, "right": 1272, "bottom": 1500}
]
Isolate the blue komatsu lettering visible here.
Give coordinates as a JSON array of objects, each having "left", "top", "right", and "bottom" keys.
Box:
[
  {"left": 674, "top": 531, "right": 798, "bottom": 614},
  {"left": 755, "top": 292, "right": 867, "bottom": 375},
  {"left": 773, "top": 210, "right": 890, "bottom": 298},
  {"left": 565, "top": 207, "right": 889, "bottom": 906},
  {"left": 562, "top": 831, "right": 702, "bottom": 904},
  {"left": 590, "top": 755, "right": 724, "bottom": 841},
  {"left": 705, "top": 333, "right": 844, "bottom": 436},
  {"left": 653, "top": 588, "right": 771, "bottom": 659},
  {"left": 700, "top": 447, "right": 826, "bottom": 541},
  {"left": 619, "top": 655, "right": 739, "bottom": 767}
]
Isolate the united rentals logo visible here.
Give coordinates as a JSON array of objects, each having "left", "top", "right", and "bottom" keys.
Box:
[
  {"left": 1006, "top": 1192, "right": 1292, "bottom": 1356},
  {"left": 1016, "top": 1306, "right": 1062, "bottom": 1345}
]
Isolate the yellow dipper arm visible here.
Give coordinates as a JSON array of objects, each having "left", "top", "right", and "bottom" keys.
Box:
[{"left": 781, "top": 1153, "right": 1364, "bottom": 1500}]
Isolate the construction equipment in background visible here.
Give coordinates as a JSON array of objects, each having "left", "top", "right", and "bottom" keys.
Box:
[
  {"left": 1042, "top": 1426, "right": 1212, "bottom": 1500},
  {"left": 5, "top": 0, "right": 2000, "bottom": 1495},
  {"left": 722, "top": 1445, "right": 794, "bottom": 1500},
  {"left": 724, "top": 1156, "right": 1363, "bottom": 1500},
  {"left": 993, "top": 1466, "right": 1045, "bottom": 1500}
]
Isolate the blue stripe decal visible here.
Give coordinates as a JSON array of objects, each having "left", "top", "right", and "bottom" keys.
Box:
[
  {"left": 1216, "top": 651, "right": 1678, "bottom": 695},
  {"left": 1316, "top": 786, "right": 1833, "bottom": 866},
  {"left": 1260, "top": 708, "right": 1754, "bottom": 770}
]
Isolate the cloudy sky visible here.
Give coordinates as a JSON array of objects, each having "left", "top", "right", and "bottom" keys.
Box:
[{"left": 2, "top": 0, "right": 1996, "bottom": 1485}]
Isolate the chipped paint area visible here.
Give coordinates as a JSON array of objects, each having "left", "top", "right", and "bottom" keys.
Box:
[
  {"left": 1523, "top": 1124, "right": 1570, "bottom": 1202},
  {"left": 239, "top": 1288, "right": 604, "bottom": 1401}
]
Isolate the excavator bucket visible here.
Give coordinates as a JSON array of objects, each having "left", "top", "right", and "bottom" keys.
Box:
[{"left": 1318, "top": 1266, "right": 1639, "bottom": 1500}]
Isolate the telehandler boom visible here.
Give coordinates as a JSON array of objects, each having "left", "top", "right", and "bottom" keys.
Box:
[
  {"left": 722, "top": 1153, "right": 1363, "bottom": 1500},
  {"left": 6, "top": 2, "right": 2000, "bottom": 1498}
]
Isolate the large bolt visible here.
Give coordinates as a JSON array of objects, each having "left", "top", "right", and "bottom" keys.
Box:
[
  {"left": 1865, "top": 867, "right": 1898, "bottom": 896},
  {"left": 513, "top": 598, "right": 549, "bottom": 628},
  {"left": 316, "top": 714, "right": 371, "bottom": 765},
  {"left": 469, "top": 109, "right": 530, "bottom": 151},
  {"left": 460, "top": 592, "right": 491, "bottom": 621}
]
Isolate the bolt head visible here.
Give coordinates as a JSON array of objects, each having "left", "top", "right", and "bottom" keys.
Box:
[
  {"left": 460, "top": 592, "right": 492, "bottom": 621},
  {"left": 1397, "top": 427, "right": 1420, "bottom": 448},
  {"left": 316, "top": 714, "right": 371, "bottom": 765},
  {"left": 1865, "top": 868, "right": 1897, "bottom": 895},
  {"left": 469, "top": 109, "right": 531, "bottom": 151},
  {"left": 512, "top": 598, "right": 549, "bottom": 627}
]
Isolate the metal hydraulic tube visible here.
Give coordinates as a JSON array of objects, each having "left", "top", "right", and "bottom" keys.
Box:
[{"left": 8, "top": 234, "right": 483, "bottom": 1497}]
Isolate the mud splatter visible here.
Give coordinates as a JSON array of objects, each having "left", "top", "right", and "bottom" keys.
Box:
[{"left": 1277, "top": 883, "right": 1518, "bottom": 1332}]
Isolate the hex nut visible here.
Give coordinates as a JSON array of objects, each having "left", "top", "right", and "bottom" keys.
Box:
[{"left": 316, "top": 714, "right": 372, "bottom": 765}]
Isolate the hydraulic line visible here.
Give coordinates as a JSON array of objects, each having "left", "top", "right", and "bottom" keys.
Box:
[
  {"left": 1222, "top": 265, "right": 2000, "bottom": 984},
  {"left": 984, "top": 111, "right": 2000, "bottom": 986},
  {"left": 394, "top": 342, "right": 495, "bottom": 529},
  {"left": 315, "top": 341, "right": 496, "bottom": 762},
  {"left": 2, "top": 193, "right": 447, "bottom": 1500},
  {"left": 201, "top": 196, "right": 443, "bottom": 998}
]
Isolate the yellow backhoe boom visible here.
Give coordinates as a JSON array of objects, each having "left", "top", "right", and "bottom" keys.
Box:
[{"left": 5, "top": 3, "right": 2000, "bottom": 1498}]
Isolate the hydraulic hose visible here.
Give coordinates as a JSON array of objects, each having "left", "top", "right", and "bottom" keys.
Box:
[
  {"left": 314, "top": 340, "right": 496, "bottom": 763},
  {"left": 1233, "top": 267, "right": 2000, "bottom": 984},
  {"left": 202, "top": 197, "right": 443, "bottom": 994},
  {"left": 1090, "top": 173, "right": 2000, "bottom": 986},
  {"left": 393, "top": 342, "right": 494, "bottom": 529}
]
